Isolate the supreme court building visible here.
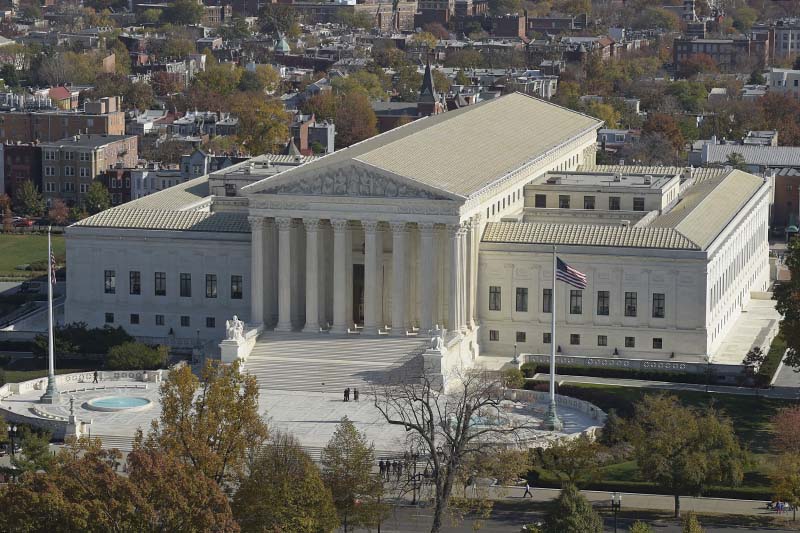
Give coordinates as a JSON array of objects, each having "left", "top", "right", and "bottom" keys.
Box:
[{"left": 65, "top": 93, "right": 772, "bottom": 373}]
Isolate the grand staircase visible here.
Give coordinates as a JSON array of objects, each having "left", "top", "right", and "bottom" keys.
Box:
[{"left": 244, "top": 332, "right": 428, "bottom": 393}]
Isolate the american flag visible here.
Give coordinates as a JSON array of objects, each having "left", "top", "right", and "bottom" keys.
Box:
[
  {"left": 50, "top": 251, "right": 57, "bottom": 285},
  {"left": 556, "top": 258, "right": 587, "bottom": 289}
]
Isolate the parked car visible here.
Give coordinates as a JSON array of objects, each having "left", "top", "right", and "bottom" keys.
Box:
[
  {"left": 12, "top": 218, "right": 33, "bottom": 227},
  {"left": 19, "top": 281, "right": 43, "bottom": 293}
]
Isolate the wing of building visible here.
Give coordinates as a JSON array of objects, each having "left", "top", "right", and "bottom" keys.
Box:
[{"left": 66, "top": 93, "right": 771, "bottom": 376}]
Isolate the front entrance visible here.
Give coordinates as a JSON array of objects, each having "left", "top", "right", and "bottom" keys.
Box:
[{"left": 352, "top": 264, "right": 364, "bottom": 325}]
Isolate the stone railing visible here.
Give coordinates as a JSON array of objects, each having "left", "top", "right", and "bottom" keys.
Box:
[{"left": 503, "top": 388, "right": 606, "bottom": 440}]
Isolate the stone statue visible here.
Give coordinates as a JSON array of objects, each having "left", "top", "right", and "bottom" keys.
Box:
[
  {"left": 430, "top": 324, "right": 444, "bottom": 352},
  {"left": 226, "top": 315, "right": 245, "bottom": 341},
  {"left": 69, "top": 396, "right": 75, "bottom": 416}
]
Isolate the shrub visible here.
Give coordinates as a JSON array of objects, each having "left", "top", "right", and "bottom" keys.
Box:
[
  {"left": 520, "top": 363, "right": 710, "bottom": 385},
  {"left": 502, "top": 367, "right": 525, "bottom": 389},
  {"left": 105, "top": 342, "right": 167, "bottom": 370},
  {"left": 33, "top": 322, "right": 133, "bottom": 359}
]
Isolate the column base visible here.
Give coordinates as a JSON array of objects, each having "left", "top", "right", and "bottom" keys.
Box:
[
  {"left": 362, "top": 326, "right": 383, "bottom": 336},
  {"left": 541, "top": 400, "right": 564, "bottom": 431},
  {"left": 329, "top": 324, "right": 348, "bottom": 334},
  {"left": 390, "top": 326, "right": 408, "bottom": 337},
  {"left": 274, "top": 322, "right": 293, "bottom": 332},
  {"left": 301, "top": 325, "right": 320, "bottom": 333}
]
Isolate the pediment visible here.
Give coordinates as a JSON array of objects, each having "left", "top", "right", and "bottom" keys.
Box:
[{"left": 247, "top": 161, "right": 459, "bottom": 201}]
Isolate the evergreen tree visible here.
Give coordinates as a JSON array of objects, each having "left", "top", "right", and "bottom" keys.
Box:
[
  {"left": 84, "top": 182, "right": 111, "bottom": 214},
  {"left": 543, "top": 483, "right": 603, "bottom": 533},
  {"left": 14, "top": 180, "right": 44, "bottom": 217}
]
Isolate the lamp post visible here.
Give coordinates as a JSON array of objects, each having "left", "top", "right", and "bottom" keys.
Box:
[
  {"left": 611, "top": 492, "right": 622, "bottom": 533},
  {"left": 512, "top": 343, "right": 519, "bottom": 365},
  {"left": 8, "top": 424, "right": 17, "bottom": 457}
]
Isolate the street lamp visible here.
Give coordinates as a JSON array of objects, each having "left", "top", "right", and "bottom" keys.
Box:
[
  {"left": 512, "top": 343, "right": 519, "bottom": 365},
  {"left": 611, "top": 492, "right": 622, "bottom": 533},
  {"left": 8, "top": 425, "right": 17, "bottom": 457}
]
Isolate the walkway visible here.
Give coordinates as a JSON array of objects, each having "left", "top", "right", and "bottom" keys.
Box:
[{"left": 244, "top": 332, "right": 427, "bottom": 393}]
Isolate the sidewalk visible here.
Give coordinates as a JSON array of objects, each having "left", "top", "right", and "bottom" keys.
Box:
[{"left": 530, "top": 374, "right": 800, "bottom": 400}]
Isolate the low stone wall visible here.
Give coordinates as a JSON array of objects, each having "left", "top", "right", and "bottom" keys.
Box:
[
  {"left": 524, "top": 353, "right": 742, "bottom": 376},
  {"left": 504, "top": 388, "right": 606, "bottom": 440}
]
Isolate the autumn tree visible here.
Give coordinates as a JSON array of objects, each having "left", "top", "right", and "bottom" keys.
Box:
[
  {"left": 48, "top": 199, "right": 69, "bottom": 225},
  {"left": 771, "top": 453, "right": 800, "bottom": 521},
  {"left": 162, "top": 0, "right": 203, "bottom": 25},
  {"left": 10, "top": 427, "right": 53, "bottom": 473},
  {"left": 374, "top": 367, "right": 535, "bottom": 533},
  {"left": 678, "top": 53, "right": 718, "bottom": 78},
  {"left": 84, "top": 181, "right": 111, "bottom": 214},
  {"left": 539, "top": 434, "right": 604, "bottom": 487},
  {"left": 643, "top": 113, "right": 685, "bottom": 153},
  {"left": 681, "top": 512, "right": 705, "bottom": 533},
  {"left": 258, "top": 4, "right": 300, "bottom": 37},
  {"left": 772, "top": 406, "right": 800, "bottom": 454},
  {"left": 234, "top": 431, "right": 339, "bottom": 532},
  {"left": 543, "top": 483, "right": 602, "bottom": 533},
  {"left": 143, "top": 360, "right": 269, "bottom": 485},
  {"left": 302, "top": 91, "right": 337, "bottom": 122},
  {"left": 628, "top": 395, "right": 746, "bottom": 517},
  {"left": 321, "top": 417, "right": 386, "bottom": 532},
  {"left": 152, "top": 71, "right": 185, "bottom": 95},
  {"left": 775, "top": 238, "right": 800, "bottom": 368},
  {"left": 423, "top": 22, "right": 450, "bottom": 40},
  {"left": 335, "top": 91, "right": 378, "bottom": 148},
  {"left": 14, "top": 180, "right": 44, "bottom": 217},
  {"left": 0, "top": 194, "right": 12, "bottom": 233},
  {"left": 229, "top": 93, "right": 290, "bottom": 155}
]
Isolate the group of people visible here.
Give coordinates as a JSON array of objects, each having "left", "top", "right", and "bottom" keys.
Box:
[
  {"left": 343, "top": 387, "right": 359, "bottom": 402},
  {"left": 378, "top": 459, "right": 404, "bottom": 481},
  {"left": 769, "top": 500, "right": 792, "bottom": 513}
]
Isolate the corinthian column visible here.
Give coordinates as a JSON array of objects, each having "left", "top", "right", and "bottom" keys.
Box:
[
  {"left": 391, "top": 221, "right": 408, "bottom": 336},
  {"left": 418, "top": 222, "right": 436, "bottom": 332},
  {"left": 331, "top": 219, "right": 349, "bottom": 334},
  {"left": 303, "top": 218, "right": 320, "bottom": 333},
  {"left": 248, "top": 216, "right": 265, "bottom": 325},
  {"left": 275, "top": 217, "right": 293, "bottom": 332},
  {"left": 363, "top": 221, "right": 382, "bottom": 335},
  {"left": 447, "top": 223, "right": 462, "bottom": 332}
]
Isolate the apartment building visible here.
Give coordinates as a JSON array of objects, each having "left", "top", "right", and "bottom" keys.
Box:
[{"left": 0, "top": 97, "right": 125, "bottom": 143}]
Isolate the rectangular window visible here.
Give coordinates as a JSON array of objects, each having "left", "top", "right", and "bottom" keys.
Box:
[
  {"left": 155, "top": 314, "right": 164, "bottom": 326},
  {"left": 633, "top": 197, "right": 645, "bottom": 211},
  {"left": 516, "top": 331, "right": 526, "bottom": 343},
  {"left": 625, "top": 336, "right": 635, "bottom": 348},
  {"left": 543, "top": 332, "right": 551, "bottom": 344},
  {"left": 515, "top": 287, "right": 528, "bottom": 312},
  {"left": 489, "top": 329, "right": 499, "bottom": 341},
  {"left": 534, "top": 194, "right": 546, "bottom": 208},
  {"left": 625, "top": 292, "right": 637, "bottom": 317},
  {"left": 206, "top": 274, "right": 217, "bottom": 298},
  {"left": 64, "top": 166, "right": 74, "bottom": 176},
  {"left": 130, "top": 313, "right": 139, "bottom": 325},
  {"left": 558, "top": 195, "right": 570, "bottom": 209},
  {"left": 597, "top": 290, "right": 609, "bottom": 316},
  {"left": 542, "top": 288, "right": 552, "bottom": 313},
  {"left": 609, "top": 196, "right": 620, "bottom": 210},
  {"left": 79, "top": 182, "right": 88, "bottom": 193},
  {"left": 44, "top": 150, "right": 55, "bottom": 160},
  {"left": 80, "top": 152, "right": 89, "bottom": 161},
  {"left": 179, "top": 273, "right": 191, "bottom": 297},
  {"left": 180, "top": 316, "right": 190, "bottom": 327},
  {"left": 154, "top": 272, "right": 166, "bottom": 296},
  {"left": 104, "top": 269, "right": 116, "bottom": 294},
  {"left": 45, "top": 182, "right": 56, "bottom": 192},
  {"left": 80, "top": 168, "right": 90, "bottom": 178},
  {"left": 105, "top": 312, "right": 114, "bottom": 323},
  {"left": 44, "top": 166, "right": 55, "bottom": 177},
  {"left": 569, "top": 289, "right": 582, "bottom": 314},
  {"left": 653, "top": 338, "right": 663, "bottom": 349},
  {"left": 129, "top": 271, "right": 140, "bottom": 295},
  {"left": 206, "top": 317, "right": 216, "bottom": 328},
  {"left": 583, "top": 196, "right": 595, "bottom": 210},
  {"left": 489, "top": 286, "right": 501, "bottom": 311},
  {"left": 598, "top": 335, "right": 608, "bottom": 346},
  {"left": 231, "top": 275, "right": 243, "bottom": 299},
  {"left": 652, "top": 293, "right": 665, "bottom": 318},
  {"left": 570, "top": 333, "right": 580, "bottom": 345}
]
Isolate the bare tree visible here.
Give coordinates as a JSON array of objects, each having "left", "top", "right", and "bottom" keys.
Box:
[{"left": 373, "top": 367, "right": 535, "bottom": 533}]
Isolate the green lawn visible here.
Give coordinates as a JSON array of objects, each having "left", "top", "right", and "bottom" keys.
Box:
[
  {"left": 2, "top": 368, "right": 86, "bottom": 385},
  {"left": 0, "top": 233, "right": 65, "bottom": 278}
]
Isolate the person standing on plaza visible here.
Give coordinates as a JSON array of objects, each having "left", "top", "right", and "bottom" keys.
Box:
[
  {"left": 523, "top": 482, "right": 533, "bottom": 498},
  {"left": 93, "top": 370, "right": 99, "bottom": 383}
]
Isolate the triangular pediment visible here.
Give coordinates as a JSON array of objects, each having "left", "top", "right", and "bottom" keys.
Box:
[{"left": 246, "top": 160, "right": 460, "bottom": 201}]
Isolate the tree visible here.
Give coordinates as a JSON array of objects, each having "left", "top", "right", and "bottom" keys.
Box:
[
  {"left": 423, "top": 22, "right": 450, "bottom": 40},
  {"left": 127, "top": 81, "right": 155, "bottom": 111},
  {"left": 585, "top": 102, "right": 620, "bottom": 129},
  {"left": 455, "top": 69, "right": 469, "bottom": 86},
  {"left": 144, "top": 360, "right": 269, "bottom": 485},
  {"left": 152, "top": 71, "right": 185, "bottom": 95},
  {"left": 301, "top": 91, "right": 337, "bottom": 122},
  {"left": 487, "top": 0, "right": 521, "bottom": 15},
  {"left": 643, "top": 113, "right": 685, "bottom": 153},
  {"left": 11, "top": 427, "right": 53, "bottom": 473},
  {"left": 14, "top": 180, "right": 44, "bottom": 217},
  {"left": 193, "top": 63, "right": 243, "bottom": 97},
  {"left": 539, "top": 435, "right": 603, "bottom": 486},
  {"left": 234, "top": 431, "right": 339, "bottom": 532},
  {"left": 681, "top": 512, "right": 704, "bottom": 533},
  {"left": 258, "top": 4, "right": 300, "bottom": 37},
  {"left": 138, "top": 8, "right": 162, "bottom": 24},
  {"left": 748, "top": 70, "right": 766, "bottom": 85},
  {"left": 395, "top": 63, "right": 423, "bottom": 102},
  {"left": 725, "top": 152, "right": 748, "bottom": 171},
  {"left": 0, "top": 64, "right": 19, "bottom": 88},
  {"left": 731, "top": 6, "right": 758, "bottom": 32},
  {"left": 771, "top": 452, "right": 800, "bottom": 521},
  {"left": 678, "top": 54, "right": 718, "bottom": 78},
  {"left": 106, "top": 342, "right": 167, "bottom": 370},
  {"left": 229, "top": 94, "right": 290, "bottom": 155},
  {"left": 84, "top": 182, "right": 111, "bottom": 214},
  {"left": 321, "top": 417, "right": 386, "bottom": 532},
  {"left": 0, "top": 416, "right": 6, "bottom": 445},
  {"left": 335, "top": 91, "right": 378, "bottom": 148},
  {"left": 444, "top": 49, "right": 484, "bottom": 69},
  {"left": 374, "top": 368, "right": 535, "bottom": 533},
  {"left": 332, "top": 70, "right": 389, "bottom": 100},
  {"left": 48, "top": 199, "right": 69, "bottom": 225},
  {"left": 162, "top": 0, "right": 203, "bottom": 25},
  {"left": 0, "top": 437, "right": 238, "bottom": 532},
  {"left": 772, "top": 406, "right": 800, "bottom": 454},
  {"left": 0, "top": 194, "right": 11, "bottom": 233},
  {"left": 543, "top": 483, "right": 602, "bottom": 533},
  {"left": 629, "top": 522, "right": 654, "bottom": 533},
  {"left": 775, "top": 238, "right": 800, "bottom": 368},
  {"left": 627, "top": 395, "right": 746, "bottom": 517},
  {"left": 411, "top": 32, "right": 438, "bottom": 50}
]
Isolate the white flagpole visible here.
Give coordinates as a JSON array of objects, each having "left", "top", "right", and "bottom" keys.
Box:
[
  {"left": 40, "top": 226, "right": 59, "bottom": 404},
  {"left": 543, "top": 244, "right": 562, "bottom": 431}
]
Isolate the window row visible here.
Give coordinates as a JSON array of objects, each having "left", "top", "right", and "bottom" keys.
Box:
[
  {"left": 533, "top": 194, "right": 644, "bottom": 211},
  {"left": 104, "top": 270, "right": 243, "bottom": 299},
  {"left": 488, "top": 286, "right": 665, "bottom": 318},
  {"left": 44, "top": 151, "right": 91, "bottom": 161},
  {"left": 105, "top": 312, "right": 217, "bottom": 329},
  {"left": 488, "top": 330, "right": 663, "bottom": 349},
  {"left": 44, "top": 181, "right": 90, "bottom": 193}
]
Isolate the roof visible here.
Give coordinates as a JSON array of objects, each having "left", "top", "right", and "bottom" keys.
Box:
[
  {"left": 49, "top": 86, "right": 72, "bottom": 101},
  {"left": 579, "top": 164, "right": 727, "bottom": 183},
  {"left": 117, "top": 175, "right": 210, "bottom": 211},
  {"left": 40, "top": 134, "right": 134, "bottom": 149},
  {"left": 482, "top": 222, "right": 700, "bottom": 250},
  {"left": 704, "top": 144, "right": 800, "bottom": 167},
  {"left": 72, "top": 209, "right": 249, "bottom": 233}
]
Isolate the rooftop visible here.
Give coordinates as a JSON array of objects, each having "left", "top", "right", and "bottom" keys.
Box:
[
  {"left": 532, "top": 171, "right": 675, "bottom": 190},
  {"left": 703, "top": 144, "right": 800, "bottom": 168},
  {"left": 40, "top": 134, "right": 135, "bottom": 149}
]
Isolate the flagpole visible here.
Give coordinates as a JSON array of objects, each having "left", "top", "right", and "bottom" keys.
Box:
[
  {"left": 39, "top": 226, "right": 59, "bottom": 404},
  {"left": 543, "top": 245, "right": 562, "bottom": 431}
]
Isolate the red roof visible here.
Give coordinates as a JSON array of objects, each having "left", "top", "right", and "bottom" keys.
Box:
[{"left": 49, "top": 86, "right": 71, "bottom": 101}]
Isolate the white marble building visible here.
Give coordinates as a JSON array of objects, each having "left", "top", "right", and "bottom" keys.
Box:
[{"left": 65, "top": 93, "right": 771, "bottom": 372}]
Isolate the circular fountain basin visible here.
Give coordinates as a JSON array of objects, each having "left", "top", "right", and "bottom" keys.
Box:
[{"left": 84, "top": 396, "right": 152, "bottom": 412}]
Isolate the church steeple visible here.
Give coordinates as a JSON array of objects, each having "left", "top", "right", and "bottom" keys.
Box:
[{"left": 418, "top": 57, "right": 436, "bottom": 104}]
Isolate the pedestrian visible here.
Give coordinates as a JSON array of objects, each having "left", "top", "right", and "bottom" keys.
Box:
[
  {"left": 378, "top": 460, "right": 385, "bottom": 477},
  {"left": 354, "top": 388, "right": 359, "bottom": 401},
  {"left": 93, "top": 370, "right": 99, "bottom": 384},
  {"left": 523, "top": 482, "right": 533, "bottom": 498},
  {"left": 397, "top": 461, "right": 403, "bottom": 481},
  {"left": 344, "top": 388, "right": 350, "bottom": 402}
]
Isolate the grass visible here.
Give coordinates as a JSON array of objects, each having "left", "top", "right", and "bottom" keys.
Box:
[
  {"left": 2, "top": 368, "right": 88, "bottom": 385},
  {"left": 0, "top": 233, "right": 65, "bottom": 278}
]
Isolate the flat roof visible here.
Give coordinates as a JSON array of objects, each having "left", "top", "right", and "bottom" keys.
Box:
[
  {"left": 41, "top": 134, "right": 135, "bottom": 149},
  {"left": 530, "top": 171, "right": 677, "bottom": 191}
]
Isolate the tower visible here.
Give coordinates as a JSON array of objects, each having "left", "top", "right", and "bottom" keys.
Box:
[{"left": 417, "top": 58, "right": 444, "bottom": 117}]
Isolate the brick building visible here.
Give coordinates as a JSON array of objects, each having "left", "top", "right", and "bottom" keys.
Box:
[
  {"left": 2, "top": 142, "right": 42, "bottom": 204},
  {"left": 0, "top": 97, "right": 125, "bottom": 144}
]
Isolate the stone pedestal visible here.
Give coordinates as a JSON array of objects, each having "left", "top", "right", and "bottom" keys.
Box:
[{"left": 219, "top": 324, "right": 262, "bottom": 364}]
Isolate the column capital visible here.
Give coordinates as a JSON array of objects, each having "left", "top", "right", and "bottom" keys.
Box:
[
  {"left": 447, "top": 223, "right": 466, "bottom": 237},
  {"left": 304, "top": 217, "right": 321, "bottom": 231},
  {"left": 275, "top": 217, "right": 294, "bottom": 231},
  {"left": 331, "top": 218, "right": 349, "bottom": 232},
  {"left": 362, "top": 220, "right": 381, "bottom": 233},
  {"left": 418, "top": 222, "right": 436, "bottom": 233},
  {"left": 248, "top": 216, "right": 265, "bottom": 231},
  {"left": 390, "top": 221, "right": 409, "bottom": 233}
]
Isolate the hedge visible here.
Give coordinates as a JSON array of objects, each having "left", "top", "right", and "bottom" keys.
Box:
[
  {"left": 520, "top": 362, "right": 713, "bottom": 385},
  {"left": 756, "top": 334, "right": 785, "bottom": 386}
]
